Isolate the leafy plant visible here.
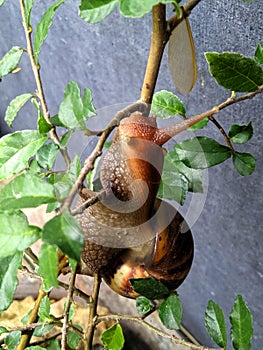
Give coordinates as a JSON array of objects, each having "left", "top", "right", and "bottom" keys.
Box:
[{"left": 0, "top": 0, "right": 261, "bottom": 349}]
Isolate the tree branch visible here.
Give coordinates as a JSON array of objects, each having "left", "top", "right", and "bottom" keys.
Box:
[
  {"left": 19, "top": 0, "right": 71, "bottom": 168},
  {"left": 96, "top": 313, "right": 220, "bottom": 350}
]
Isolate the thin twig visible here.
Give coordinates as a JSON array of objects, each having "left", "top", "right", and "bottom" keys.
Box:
[
  {"left": 19, "top": 0, "right": 71, "bottom": 168},
  {"left": 71, "top": 189, "right": 106, "bottom": 216},
  {"left": 17, "top": 287, "right": 47, "bottom": 350},
  {"left": 84, "top": 272, "right": 101, "bottom": 350},
  {"left": 96, "top": 313, "right": 220, "bottom": 350},
  {"left": 208, "top": 115, "right": 234, "bottom": 150},
  {"left": 61, "top": 264, "right": 78, "bottom": 350}
]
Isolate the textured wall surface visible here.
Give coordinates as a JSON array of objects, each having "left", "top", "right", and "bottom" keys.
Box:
[{"left": 0, "top": 0, "right": 262, "bottom": 348}]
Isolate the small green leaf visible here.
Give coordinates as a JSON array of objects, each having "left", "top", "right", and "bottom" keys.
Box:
[
  {"left": 46, "top": 339, "right": 60, "bottom": 350},
  {"left": 101, "top": 323, "right": 125, "bottom": 350},
  {"left": 58, "top": 81, "right": 95, "bottom": 129},
  {"left": 83, "top": 87, "right": 96, "bottom": 118},
  {"left": 0, "top": 0, "right": 6, "bottom": 6},
  {"left": 0, "top": 326, "right": 8, "bottom": 335},
  {"left": 38, "top": 295, "right": 51, "bottom": 322},
  {"left": 0, "top": 130, "right": 48, "bottom": 180},
  {"left": 174, "top": 136, "right": 232, "bottom": 169},
  {"left": 79, "top": 0, "right": 118, "bottom": 24},
  {"left": 205, "top": 300, "right": 227, "bottom": 349},
  {"left": 38, "top": 243, "right": 59, "bottom": 292},
  {"left": 42, "top": 210, "right": 84, "bottom": 261},
  {"left": 4, "top": 330, "right": 22, "bottom": 350},
  {"left": 228, "top": 122, "right": 253, "bottom": 144},
  {"left": 159, "top": 294, "right": 182, "bottom": 330},
  {"left": 50, "top": 172, "right": 73, "bottom": 201},
  {"left": 205, "top": 52, "right": 263, "bottom": 92},
  {"left": 33, "top": 99, "right": 52, "bottom": 134},
  {"left": 254, "top": 43, "right": 263, "bottom": 64},
  {"left": 36, "top": 143, "right": 59, "bottom": 170},
  {"left": 33, "top": 323, "right": 53, "bottom": 337},
  {"left": 232, "top": 152, "right": 256, "bottom": 176},
  {"left": 151, "top": 90, "right": 186, "bottom": 118},
  {"left": 0, "top": 252, "right": 23, "bottom": 313},
  {"left": 60, "top": 130, "right": 73, "bottom": 148},
  {"left": 230, "top": 294, "right": 253, "bottom": 350},
  {"left": 130, "top": 277, "right": 170, "bottom": 299},
  {"left": 67, "top": 329, "right": 82, "bottom": 349},
  {"left": 0, "top": 46, "right": 23, "bottom": 79},
  {"left": 0, "top": 210, "right": 40, "bottom": 258},
  {"left": 0, "top": 173, "right": 57, "bottom": 210},
  {"left": 188, "top": 117, "right": 209, "bottom": 131},
  {"left": 26, "top": 346, "right": 46, "bottom": 350},
  {"left": 34, "top": 0, "right": 65, "bottom": 64},
  {"left": 136, "top": 296, "right": 153, "bottom": 315},
  {"left": 24, "top": 0, "right": 36, "bottom": 26},
  {"left": 5, "top": 93, "right": 33, "bottom": 128},
  {"left": 68, "top": 155, "right": 82, "bottom": 183}
]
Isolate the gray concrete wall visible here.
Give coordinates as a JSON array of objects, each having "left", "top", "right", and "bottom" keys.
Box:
[{"left": 0, "top": 0, "right": 262, "bottom": 348}]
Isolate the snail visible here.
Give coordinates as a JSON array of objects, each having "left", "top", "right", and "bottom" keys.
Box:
[{"left": 77, "top": 111, "right": 203, "bottom": 298}]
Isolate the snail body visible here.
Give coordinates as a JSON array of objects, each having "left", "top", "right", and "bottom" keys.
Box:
[{"left": 77, "top": 112, "right": 194, "bottom": 298}]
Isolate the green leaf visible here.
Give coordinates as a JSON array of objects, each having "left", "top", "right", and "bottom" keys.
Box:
[
  {"left": 67, "top": 329, "right": 82, "bottom": 349},
  {"left": 34, "top": 0, "right": 65, "bottom": 64},
  {"left": 0, "top": 252, "right": 23, "bottom": 313},
  {"left": 33, "top": 99, "right": 52, "bottom": 134},
  {"left": 38, "top": 243, "right": 58, "bottom": 292},
  {"left": 232, "top": 152, "right": 256, "bottom": 176},
  {"left": 33, "top": 323, "right": 53, "bottom": 337},
  {"left": 46, "top": 339, "right": 60, "bottom": 350},
  {"left": 174, "top": 136, "right": 232, "bottom": 169},
  {"left": 26, "top": 346, "right": 46, "bottom": 350},
  {"left": 230, "top": 294, "right": 253, "bottom": 350},
  {"left": 0, "top": 0, "right": 6, "bottom": 6},
  {"left": 36, "top": 143, "right": 59, "bottom": 170},
  {"left": 0, "top": 210, "right": 40, "bottom": 258},
  {"left": 79, "top": 0, "right": 118, "bottom": 24},
  {"left": 38, "top": 295, "right": 51, "bottom": 322},
  {"left": 5, "top": 93, "right": 33, "bottom": 128},
  {"left": 101, "top": 323, "right": 125, "bottom": 350},
  {"left": 0, "top": 173, "right": 57, "bottom": 210},
  {"left": 151, "top": 90, "right": 186, "bottom": 118},
  {"left": 228, "top": 122, "right": 253, "bottom": 144},
  {"left": 0, "top": 326, "right": 8, "bottom": 335},
  {"left": 58, "top": 81, "right": 96, "bottom": 129},
  {"left": 120, "top": 0, "right": 159, "bottom": 18},
  {"left": 0, "top": 46, "right": 23, "bottom": 79},
  {"left": 130, "top": 277, "right": 170, "bottom": 299},
  {"left": 158, "top": 168, "right": 188, "bottom": 205},
  {"left": 205, "top": 300, "right": 227, "bottom": 349},
  {"left": 4, "top": 330, "right": 22, "bottom": 350},
  {"left": 205, "top": 52, "right": 263, "bottom": 92},
  {"left": 254, "top": 43, "right": 263, "bottom": 64},
  {"left": 136, "top": 296, "right": 153, "bottom": 315},
  {"left": 0, "top": 130, "right": 48, "bottom": 180},
  {"left": 68, "top": 155, "right": 81, "bottom": 183},
  {"left": 24, "top": 0, "right": 36, "bottom": 26},
  {"left": 50, "top": 172, "right": 73, "bottom": 201},
  {"left": 42, "top": 210, "right": 84, "bottom": 261},
  {"left": 188, "top": 117, "right": 209, "bottom": 131},
  {"left": 60, "top": 130, "right": 73, "bottom": 148},
  {"left": 159, "top": 294, "right": 182, "bottom": 330},
  {"left": 83, "top": 87, "right": 96, "bottom": 118}
]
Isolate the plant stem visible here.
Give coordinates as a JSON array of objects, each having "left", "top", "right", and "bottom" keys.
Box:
[
  {"left": 140, "top": 0, "right": 203, "bottom": 105},
  {"left": 19, "top": 0, "right": 71, "bottom": 168},
  {"left": 208, "top": 115, "right": 234, "bottom": 150},
  {"left": 17, "top": 287, "right": 47, "bottom": 350},
  {"left": 97, "top": 313, "right": 219, "bottom": 350},
  {"left": 61, "top": 264, "right": 78, "bottom": 350},
  {"left": 84, "top": 272, "right": 101, "bottom": 350},
  {"left": 140, "top": 4, "right": 169, "bottom": 104}
]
